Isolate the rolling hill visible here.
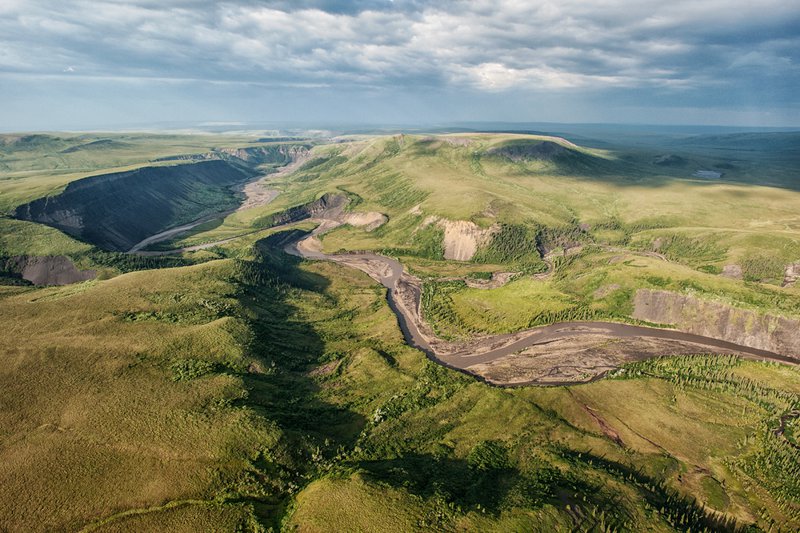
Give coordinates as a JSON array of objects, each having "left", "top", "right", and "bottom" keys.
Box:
[{"left": 1, "top": 130, "right": 800, "bottom": 531}]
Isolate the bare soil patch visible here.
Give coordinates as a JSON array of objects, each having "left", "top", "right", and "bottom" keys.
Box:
[
  {"left": 721, "top": 264, "right": 743, "bottom": 280},
  {"left": 468, "top": 335, "right": 739, "bottom": 386},
  {"left": 440, "top": 220, "right": 497, "bottom": 261},
  {"left": 464, "top": 271, "right": 518, "bottom": 289},
  {"left": 4, "top": 255, "right": 95, "bottom": 286}
]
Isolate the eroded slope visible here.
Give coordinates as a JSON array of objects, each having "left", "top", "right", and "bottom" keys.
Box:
[{"left": 14, "top": 160, "right": 255, "bottom": 251}]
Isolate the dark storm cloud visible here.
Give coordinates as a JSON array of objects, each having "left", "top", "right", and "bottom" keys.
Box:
[{"left": 0, "top": 0, "right": 798, "bottom": 128}]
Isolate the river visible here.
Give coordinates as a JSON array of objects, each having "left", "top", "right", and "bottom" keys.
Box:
[{"left": 285, "top": 232, "right": 797, "bottom": 384}]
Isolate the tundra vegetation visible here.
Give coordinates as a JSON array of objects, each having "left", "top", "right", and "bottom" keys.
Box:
[{"left": 1, "top": 130, "right": 800, "bottom": 531}]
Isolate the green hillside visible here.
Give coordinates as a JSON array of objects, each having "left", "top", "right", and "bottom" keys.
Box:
[
  {"left": 1, "top": 131, "right": 800, "bottom": 531},
  {"left": 230, "top": 133, "right": 800, "bottom": 289}
]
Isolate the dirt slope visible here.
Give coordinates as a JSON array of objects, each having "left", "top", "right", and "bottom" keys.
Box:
[
  {"left": 2, "top": 255, "right": 95, "bottom": 286},
  {"left": 420, "top": 217, "right": 498, "bottom": 261},
  {"left": 15, "top": 160, "right": 255, "bottom": 251}
]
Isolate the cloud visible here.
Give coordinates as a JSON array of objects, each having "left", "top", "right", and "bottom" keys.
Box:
[
  {"left": 0, "top": 2, "right": 792, "bottom": 84},
  {"left": 0, "top": 0, "right": 798, "bottom": 128},
  {"left": 452, "top": 63, "right": 633, "bottom": 91}
]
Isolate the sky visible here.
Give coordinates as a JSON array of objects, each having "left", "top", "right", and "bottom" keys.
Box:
[{"left": 1, "top": 0, "right": 799, "bottom": 131}]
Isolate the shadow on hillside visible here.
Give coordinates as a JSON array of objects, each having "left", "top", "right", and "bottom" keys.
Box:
[
  {"left": 357, "top": 453, "right": 530, "bottom": 515},
  {"left": 354, "top": 443, "right": 601, "bottom": 520},
  {"left": 407, "top": 134, "right": 800, "bottom": 192},
  {"left": 232, "top": 230, "right": 367, "bottom": 525},
  {"left": 359, "top": 448, "right": 741, "bottom": 530}
]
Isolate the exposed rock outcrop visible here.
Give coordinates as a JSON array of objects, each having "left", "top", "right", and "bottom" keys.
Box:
[
  {"left": 721, "top": 264, "right": 743, "bottom": 280},
  {"left": 151, "top": 152, "right": 220, "bottom": 163},
  {"left": 783, "top": 262, "right": 800, "bottom": 287},
  {"left": 464, "top": 271, "right": 518, "bottom": 289},
  {"left": 261, "top": 193, "right": 386, "bottom": 233},
  {"left": 441, "top": 220, "right": 498, "bottom": 261},
  {"left": 154, "top": 144, "right": 311, "bottom": 166},
  {"left": 217, "top": 145, "right": 310, "bottom": 165},
  {"left": 1, "top": 255, "right": 95, "bottom": 286},
  {"left": 264, "top": 193, "right": 349, "bottom": 227},
  {"left": 632, "top": 289, "right": 800, "bottom": 358},
  {"left": 419, "top": 217, "right": 499, "bottom": 261},
  {"left": 341, "top": 211, "right": 388, "bottom": 232}
]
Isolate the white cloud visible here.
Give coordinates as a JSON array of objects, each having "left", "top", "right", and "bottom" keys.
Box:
[
  {"left": 453, "top": 62, "right": 637, "bottom": 91},
  {"left": 0, "top": 0, "right": 797, "bottom": 95}
]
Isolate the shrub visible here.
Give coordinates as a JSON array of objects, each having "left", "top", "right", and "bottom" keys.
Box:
[
  {"left": 473, "top": 224, "right": 542, "bottom": 266},
  {"left": 467, "top": 440, "right": 510, "bottom": 471},
  {"left": 740, "top": 254, "right": 784, "bottom": 283},
  {"left": 170, "top": 358, "right": 217, "bottom": 381}
]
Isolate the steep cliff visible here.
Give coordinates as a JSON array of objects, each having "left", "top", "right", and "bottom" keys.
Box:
[
  {"left": 410, "top": 216, "right": 500, "bottom": 261},
  {"left": 14, "top": 160, "right": 255, "bottom": 251},
  {"left": 256, "top": 193, "right": 349, "bottom": 228},
  {"left": 154, "top": 144, "right": 311, "bottom": 165},
  {"left": 216, "top": 144, "right": 311, "bottom": 165},
  {"left": 632, "top": 289, "right": 800, "bottom": 358}
]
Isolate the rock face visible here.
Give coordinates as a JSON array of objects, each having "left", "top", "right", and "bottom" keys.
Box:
[
  {"left": 721, "top": 264, "right": 743, "bottom": 280},
  {"left": 259, "top": 193, "right": 389, "bottom": 234},
  {"left": 416, "top": 217, "right": 499, "bottom": 261},
  {"left": 2, "top": 255, "right": 95, "bottom": 286},
  {"left": 250, "top": 193, "right": 389, "bottom": 238},
  {"left": 154, "top": 144, "right": 311, "bottom": 165},
  {"left": 14, "top": 160, "right": 255, "bottom": 251},
  {"left": 783, "top": 262, "right": 800, "bottom": 287},
  {"left": 632, "top": 289, "right": 800, "bottom": 358},
  {"left": 440, "top": 220, "right": 497, "bottom": 261},
  {"left": 341, "top": 211, "right": 388, "bottom": 232},
  {"left": 216, "top": 145, "right": 310, "bottom": 165},
  {"left": 265, "top": 193, "right": 349, "bottom": 227}
]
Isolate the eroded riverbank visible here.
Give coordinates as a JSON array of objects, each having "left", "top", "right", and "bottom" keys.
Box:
[
  {"left": 286, "top": 231, "right": 798, "bottom": 386},
  {"left": 130, "top": 194, "right": 798, "bottom": 387}
]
